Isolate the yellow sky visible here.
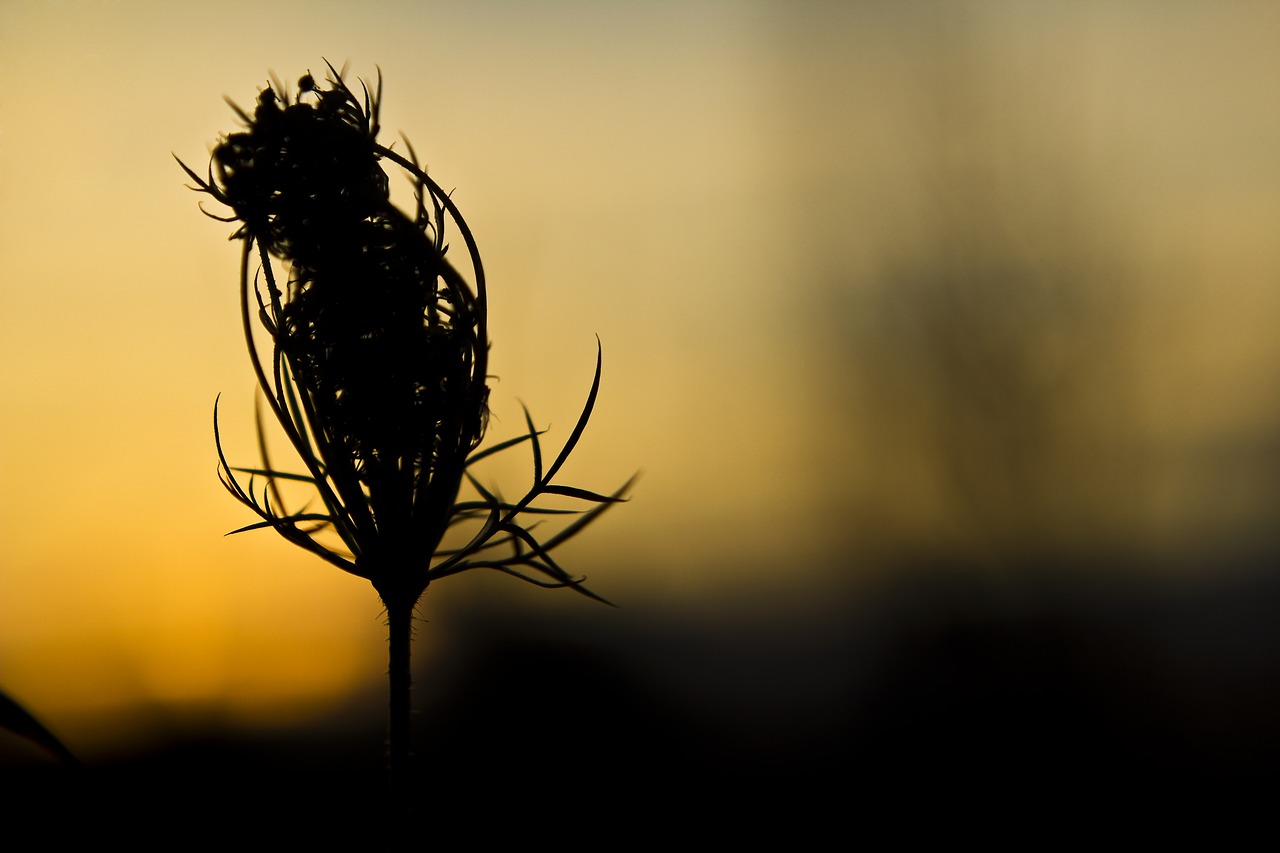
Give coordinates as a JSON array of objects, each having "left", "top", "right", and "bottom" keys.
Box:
[{"left": 3, "top": 1, "right": 1280, "bottom": 754}]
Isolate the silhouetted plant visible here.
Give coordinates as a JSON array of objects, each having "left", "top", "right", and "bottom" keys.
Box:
[{"left": 177, "top": 63, "right": 628, "bottom": 814}]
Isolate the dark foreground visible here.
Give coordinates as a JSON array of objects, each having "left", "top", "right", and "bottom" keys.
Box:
[{"left": 4, "top": 553, "right": 1278, "bottom": 847}]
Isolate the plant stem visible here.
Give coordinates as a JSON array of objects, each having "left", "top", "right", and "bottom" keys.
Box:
[{"left": 385, "top": 590, "right": 416, "bottom": 819}]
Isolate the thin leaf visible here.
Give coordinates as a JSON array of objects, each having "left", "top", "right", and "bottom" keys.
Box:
[
  {"left": 231, "top": 467, "right": 322, "bottom": 484},
  {"left": 539, "top": 484, "right": 628, "bottom": 503},
  {"left": 541, "top": 474, "right": 638, "bottom": 552},
  {"left": 173, "top": 153, "right": 212, "bottom": 191},
  {"left": 466, "top": 431, "right": 540, "bottom": 467},
  {"left": 522, "top": 403, "right": 543, "bottom": 485},
  {"left": 451, "top": 500, "right": 580, "bottom": 516},
  {"left": 226, "top": 513, "right": 335, "bottom": 535},
  {"left": 540, "top": 340, "right": 602, "bottom": 487},
  {"left": 465, "top": 560, "right": 615, "bottom": 607},
  {"left": 463, "top": 470, "right": 501, "bottom": 507},
  {"left": 0, "top": 689, "right": 79, "bottom": 766}
]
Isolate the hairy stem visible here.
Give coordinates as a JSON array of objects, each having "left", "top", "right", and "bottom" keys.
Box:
[{"left": 385, "top": 590, "right": 417, "bottom": 819}]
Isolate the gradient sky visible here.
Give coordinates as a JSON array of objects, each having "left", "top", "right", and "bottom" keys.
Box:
[{"left": 4, "top": 1, "right": 1280, "bottom": 755}]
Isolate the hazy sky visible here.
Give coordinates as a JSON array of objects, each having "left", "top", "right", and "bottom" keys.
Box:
[{"left": 4, "top": 1, "right": 1280, "bottom": 753}]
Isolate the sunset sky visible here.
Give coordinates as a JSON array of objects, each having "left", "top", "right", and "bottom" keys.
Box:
[{"left": 3, "top": 1, "right": 1280, "bottom": 760}]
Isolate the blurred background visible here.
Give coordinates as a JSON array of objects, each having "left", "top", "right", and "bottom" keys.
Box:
[{"left": 3, "top": 0, "right": 1279, "bottom": 840}]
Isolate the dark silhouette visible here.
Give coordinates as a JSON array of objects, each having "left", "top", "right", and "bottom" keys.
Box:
[{"left": 177, "top": 62, "right": 629, "bottom": 817}]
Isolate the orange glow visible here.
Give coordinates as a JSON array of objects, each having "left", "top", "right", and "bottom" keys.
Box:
[{"left": 3, "top": 2, "right": 1280, "bottom": 767}]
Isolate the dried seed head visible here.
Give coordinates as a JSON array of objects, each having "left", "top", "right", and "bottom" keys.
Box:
[
  {"left": 215, "top": 73, "right": 389, "bottom": 261},
  {"left": 213, "top": 68, "right": 488, "bottom": 578},
  {"left": 182, "top": 63, "right": 625, "bottom": 605}
]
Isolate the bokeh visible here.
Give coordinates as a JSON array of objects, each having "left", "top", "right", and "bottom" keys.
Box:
[{"left": 2, "top": 0, "right": 1278, "bottom": 839}]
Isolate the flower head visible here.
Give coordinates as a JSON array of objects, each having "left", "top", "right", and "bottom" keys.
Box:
[{"left": 178, "top": 64, "right": 626, "bottom": 606}]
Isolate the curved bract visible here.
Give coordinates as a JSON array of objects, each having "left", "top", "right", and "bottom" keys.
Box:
[{"left": 178, "top": 63, "right": 626, "bottom": 606}]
